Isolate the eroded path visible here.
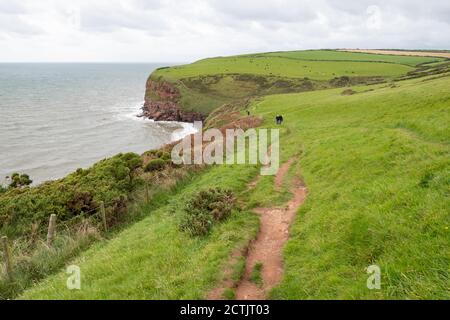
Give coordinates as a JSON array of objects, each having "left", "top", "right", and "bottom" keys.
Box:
[
  {"left": 208, "top": 158, "right": 307, "bottom": 300},
  {"left": 235, "top": 159, "right": 307, "bottom": 300}
]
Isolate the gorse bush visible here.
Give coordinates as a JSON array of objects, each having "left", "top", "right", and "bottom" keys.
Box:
[
  {"left": 8, "top": 173, "right": 32, "bottom": 188},
  {"left": 0, "top": 152, "right": 142, "bottom": 239},
  {"left": 180, "top": 188, "right": 235, "bottom": 236},
  {"left": 145, "top": 158, "right": 166, "bottom": 172},
  {"left": 160, "top": 152, "right": 171, "bottom": 161}
]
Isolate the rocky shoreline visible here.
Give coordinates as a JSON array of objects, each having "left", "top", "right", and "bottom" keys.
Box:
[{"left": 141, "top": 78, "right": 204, "bottom": 122}]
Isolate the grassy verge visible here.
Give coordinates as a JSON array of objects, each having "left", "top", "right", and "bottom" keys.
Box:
[
  {"left": 0, "top": 165, "right": 199, "bottom": 299},
  {"left": 20, "top": 163, "right": 261, "bottom": 299},
  {"left": 8, "top": 51, "right": 450, "bottom": 300},
  {"left": 251, "top": 75, "right": 449, "bottom": 299}
]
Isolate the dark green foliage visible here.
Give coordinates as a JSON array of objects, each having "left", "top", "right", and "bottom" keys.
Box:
[
  {"left": 330, "top": 76, "right": 351, "bottom": 87},
  {"left": 109, "top": 152, "right": 143, "bottom": 191},
  {"left": 0, "top": 152, "right": 143, "bottom": 239},
  {"left": 180, "top": 188, "right": 235, "bottom": 236},
  {"left": 145, "top": 158, "right": 166, "bottom": 172},
  {"left": 9, "top": 173, "right": 32, "bottom": 188},
  {"left": 419, "top": 172, "right": 435, "bottom": 188},
  {"left": 160, "top": 152, "right": 171, "bottom": 161}
]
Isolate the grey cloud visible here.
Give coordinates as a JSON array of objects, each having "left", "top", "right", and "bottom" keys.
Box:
[
  {"left": 209, "top": 0, "right": 318, "bottom": 23},
  {"left": 79, "top": 4, "right": 169, "bottom": 35},
  {"left": 0, "top": 0, "right": 449, "bottom": 62},
  {"left": 0, "top": 0, "right": 27, "bottom": 14},
  {"left": 0, "top": 13, "right": 44, "bottom": 35}
]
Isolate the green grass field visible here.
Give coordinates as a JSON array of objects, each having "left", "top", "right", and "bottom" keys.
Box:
[
  {"left": 261, "top": 50, "right": 443, "bottom": 66},
  {"left": 20, "top": 164, "right": 263, "bottom": 299},
  {"left": 12, "top": 50, "right": 450, "bottom": 299},
  {"left": 253, "top": 75, "right": 449, "bottom": 299},
  {"left": 21, "top": 76, "right": 449, "bottom": 299},
  {"left": 155, "top": 55, "right": 414, "bottom": 81},
  {"left": 150, "top": 50, "right": 446, "bottom": 117}
]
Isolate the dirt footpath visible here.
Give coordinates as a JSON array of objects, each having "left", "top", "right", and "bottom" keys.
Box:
[{"left": 235, "top": 159, "right": 307, "bottom": 300}]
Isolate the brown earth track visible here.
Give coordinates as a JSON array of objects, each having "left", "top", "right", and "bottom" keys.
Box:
[
  {"left": 207, "top": 158, "right": 306, "bottom": 300},
  {"left": 235, "top": 159, "right": 306, "bottom": 300}
]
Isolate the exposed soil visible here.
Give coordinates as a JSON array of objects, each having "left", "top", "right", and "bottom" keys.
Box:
[
  {"left": 208, "top": 158, "right": 307, "bottom": 300},
  {"left": 274, "top": 158, "right": 295, "bottom": 190},
  {"left": 142, "top": 79, "right": 204, "bottom": 122},
  {"left": 338, "top": 49, "right": 450, "bottom": 59},
  {"left": 235, "top": 174, "right": 306, "bottom": 300}
]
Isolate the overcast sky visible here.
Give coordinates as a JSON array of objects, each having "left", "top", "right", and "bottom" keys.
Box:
[{"left": 0, "top": 0, "right": 449, "bottom": 62}]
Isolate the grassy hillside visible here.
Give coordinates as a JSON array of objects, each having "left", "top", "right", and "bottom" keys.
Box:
[
  {"left": 154, "top": 50, "right": 442, "bottom": 80},
  {"left": 20, "top": 66, "right": 449, "bottom": 299},
  {"left": 20, "top": 163, "right": 264, "bottom": 299},
  {"left": 254, "top": 75, "right": 449, "bottom": 299},
  {"left": 154, "top": 56, "right": 413, "bottom": 80},
  {"left": 262, "top": 50, "right": 443, "bottom": 66},
  {"left": 148, "top": 50, "right": 446, "bottom": 117}
]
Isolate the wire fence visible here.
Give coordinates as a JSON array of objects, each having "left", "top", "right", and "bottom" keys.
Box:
[
  {"left": 0, "top": 166, "right": 192, "bottom": 285},
  {"left": 0, "top": 183, "right": 152, "bottom": 283}
]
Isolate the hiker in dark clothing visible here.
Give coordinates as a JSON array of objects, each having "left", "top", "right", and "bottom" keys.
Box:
[
  {"left": 247, "top": 110, "right": 250, "bottom": 116},
  {"left": 276, "top": 115, "right": 284, "bottom": 125}
]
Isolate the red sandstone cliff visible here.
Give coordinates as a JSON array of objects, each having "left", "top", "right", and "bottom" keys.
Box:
[{"left": 142, "top": 79, "right": 204, "bottom": 122}]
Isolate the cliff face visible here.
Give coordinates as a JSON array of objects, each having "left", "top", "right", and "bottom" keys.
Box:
[{"left": 142, "top": 79, "right": 204, "bottom": 122}]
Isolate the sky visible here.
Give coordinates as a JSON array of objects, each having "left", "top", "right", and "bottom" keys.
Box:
[{"left": 0, "top": 0, "right": 449, "bottom": 62}]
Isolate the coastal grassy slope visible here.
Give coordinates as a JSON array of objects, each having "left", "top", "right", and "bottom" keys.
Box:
[
  {"left": 21, "top": 71, "right": 449, "bottom": 298},
  {"left": 146, "top": 49, "right": 445, "bottom": 117}
]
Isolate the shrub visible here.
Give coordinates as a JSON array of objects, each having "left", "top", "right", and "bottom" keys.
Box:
[
  {"left": 9, "top": 173, "right": 32, "bottom": 188},
  {"left": 145, "top": 159, "right": 166, "bottom": 172},
  {"left": 66, "top": 190, "right": 96, "bottom": 215},
  {"left": 180, "top": 188, "right": 235, "bottom": 236},
  {"left": 160, "top": 152, "right": 171, "bottom": 161},
  {"left": 0, "top": 152, "right": 143, "bottom": 239}
]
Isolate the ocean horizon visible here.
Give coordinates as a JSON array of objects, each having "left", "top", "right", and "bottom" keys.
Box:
[{"left": 0, "top": 63, "right": 196, "bottom": 185}]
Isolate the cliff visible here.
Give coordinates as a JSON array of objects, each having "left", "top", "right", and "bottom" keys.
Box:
[{"left": 142, "top": 78, "right": 204, "bottom": 122}]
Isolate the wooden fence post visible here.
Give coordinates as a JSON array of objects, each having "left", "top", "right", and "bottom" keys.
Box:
[
  {"left": 1, "top": 236, "right": 13, "bottom": 280},
  {"left": 145, "top": 183, "right": 150, "bottom": 203},
  {"left": 46, "top": 214, "right": 57, "bottom": 247},
  {"left": 100, "top": 201, "right": 107, "bottom": 232}
]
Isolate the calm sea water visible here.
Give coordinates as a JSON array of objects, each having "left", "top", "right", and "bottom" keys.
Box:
[{"left": 0, "top": 63, "right": 195, "bottom": 185}]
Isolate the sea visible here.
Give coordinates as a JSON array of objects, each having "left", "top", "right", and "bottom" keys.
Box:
[{"left": 0, "top": 63, "right": 196, "bottom": 185}]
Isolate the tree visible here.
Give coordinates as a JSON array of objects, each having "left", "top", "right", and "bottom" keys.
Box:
[
  {"left": 109, "top": 153, "right": 143, "bottom": 191},
  {"left": 9, "top": 173, "right": 33, "bottom": 188}
]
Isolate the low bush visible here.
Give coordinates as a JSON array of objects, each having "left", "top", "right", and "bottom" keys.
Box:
[
  {"left": 160, "top": 152, "right": 171, "bottom": 161},
  {"left": 180, "top": 188, "right": 235, "bottom": 236},
  {"left": 0, "top": 152, "right": 143, "bottom": 239},
  {"left": 145, "top": 158, "right": 166, "bottom": 172},
  {"left": 8, "top": 173, "right": 32, "bottom": 188}
]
